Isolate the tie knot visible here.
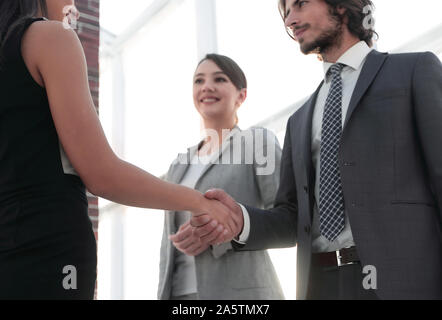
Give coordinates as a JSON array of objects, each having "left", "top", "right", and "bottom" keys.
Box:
[{"left": 327, "top": 63, "right": 345, "bottom": 79}]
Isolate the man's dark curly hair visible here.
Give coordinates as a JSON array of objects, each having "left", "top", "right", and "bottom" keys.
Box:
[{"left": 278, "top": 0, "right": 378, "bottom": 46}]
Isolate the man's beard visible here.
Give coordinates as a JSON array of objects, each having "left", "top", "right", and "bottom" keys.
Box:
[{"left": 299, "top": 19, "right": 343, "bottom": 56}]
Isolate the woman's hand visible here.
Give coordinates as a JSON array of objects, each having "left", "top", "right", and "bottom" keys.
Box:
[
  {"left": 169, "top": 221, "right": 219, "bottom": 256},
  {"left": 191, "top": 196, "right": 237, "bottom": 243},
  {"left": 189, "top": 190, "right": 244, "bottom": 245}
]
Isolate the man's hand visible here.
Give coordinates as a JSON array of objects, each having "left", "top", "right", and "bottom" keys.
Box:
[
  {"left": 192, "top": 196, "right": 237, "bottom": 238},
  {"left": 191, "top": 189, "right": 244, "bottom": 245}
]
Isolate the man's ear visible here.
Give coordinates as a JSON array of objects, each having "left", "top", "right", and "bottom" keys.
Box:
[
  {"left": 336, "top": 5, "right": 347, "bottom": 15},
  {"left": 336, "top": 5, "right": 348, "bottom": 24}
]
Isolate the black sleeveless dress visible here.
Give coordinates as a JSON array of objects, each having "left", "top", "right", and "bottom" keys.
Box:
[{"left": 0, "top": 18, "right": 97, "bottom": 299}]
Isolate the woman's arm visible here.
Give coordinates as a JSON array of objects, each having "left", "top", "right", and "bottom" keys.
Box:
[{"left": 24, "top": 21, "right": 235, "bottom": 233}]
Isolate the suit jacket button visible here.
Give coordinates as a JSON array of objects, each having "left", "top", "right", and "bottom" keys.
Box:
[
  {"left": 304, "top": 225, "right": 311, "bottom": 234},
  {"left": 304, "top": 186, "right": 308, "bottom": 193}
]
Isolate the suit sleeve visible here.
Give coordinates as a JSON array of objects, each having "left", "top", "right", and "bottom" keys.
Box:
[
  {"left": 234, "top": 120, "right": 299, "bottom": 251},
  {"left": 412, "top": 52, "right": 442, "bottom": 221}
]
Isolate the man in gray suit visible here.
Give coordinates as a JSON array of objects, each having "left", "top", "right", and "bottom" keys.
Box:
[{"left": 186, "top": 0, "right": 442, "bottom": 299}]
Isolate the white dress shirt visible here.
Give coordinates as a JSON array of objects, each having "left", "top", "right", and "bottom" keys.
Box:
[{"left": 238, "top": 41, "right": 373, "bottom": 253}]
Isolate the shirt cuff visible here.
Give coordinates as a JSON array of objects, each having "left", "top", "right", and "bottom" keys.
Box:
[{"left": 233, "top": 204, "right": 250, "bottom": 245}]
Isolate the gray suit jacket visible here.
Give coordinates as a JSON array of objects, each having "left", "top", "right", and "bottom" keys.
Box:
[
  {"left": 158, "top": 126, "right": 285, "bottom": 300},
  {"left": 237, "top": 51, "right": 442, "bottom": 300}
]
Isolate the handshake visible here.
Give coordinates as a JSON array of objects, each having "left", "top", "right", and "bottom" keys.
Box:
[{"left": 169, "top": 189, "right": 244, "bottom": 256}]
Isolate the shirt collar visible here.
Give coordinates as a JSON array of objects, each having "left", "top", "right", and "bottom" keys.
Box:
[{"left": 323, "top": 41, "right": 373, "bottom": 82}]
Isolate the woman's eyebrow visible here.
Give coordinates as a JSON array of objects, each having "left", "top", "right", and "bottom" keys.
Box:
[{"left": 194, "top": 71, "right": 227, "bottom": 78}]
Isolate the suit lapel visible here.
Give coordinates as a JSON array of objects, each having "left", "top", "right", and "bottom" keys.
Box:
[
  {"left": 165, "top": 145, "right": 200, "bottom": 242},
  {"left": 300, "top": 83, "right": 323, "bottom": 181},
  {"left": 169, "top": 126, "right": 239, "bottom": 192},
  {"left": 297, "top": 82, "right": 323, "bottom": 221},
  {"left": 169, "top": 164, "right": 189, "bottom": 185},
  {"left": 343, "top": 50, "right": 388, "bottom": 131},
  {"left": 168, "top": 144, "right": 200, "bottom": 184},
  {"left": 195, "top": 126, "right": 241, "bottom": 187},
  {"left": 196, "top": 156, "right": 216, "bottom": 187},
  {"left": 291, "top": 51, "right": 386, "bottom": 224}
]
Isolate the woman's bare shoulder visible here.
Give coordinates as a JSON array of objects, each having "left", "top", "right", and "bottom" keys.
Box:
[
  {"left": 22, "top": 20, "right": 84, "bottom": 86},
  {"left": 24, "top": 20, "right": 83, "bottom": 56}
]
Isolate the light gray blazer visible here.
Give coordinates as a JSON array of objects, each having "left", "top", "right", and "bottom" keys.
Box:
[{"left": 157, "top": 126, "right": 285, "bottom": 300}]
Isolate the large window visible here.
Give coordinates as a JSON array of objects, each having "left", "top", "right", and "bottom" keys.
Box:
[{"left": 99, "top": 0, "right": 201, "bottom": 300}]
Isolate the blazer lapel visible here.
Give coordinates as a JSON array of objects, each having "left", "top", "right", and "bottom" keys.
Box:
[
  {"left": 168, "top": 144, "right": 200, "bottom": 184},
  {"left": 301, "top": 82, "right": 323, "bottom": 179},
  {"left": 297, "top": 82, "right": 323, "bottom": 221},
  {"left": 343, "top": 50, "right": 388, "bottom": 131},
  {"left": 195, "top": 126, "right": 241, "bottom": 186},
  {"left": 169, "top": 164, "right": 189, "bottom": 185},
  {"left": 165, "top": 144, "right": 200, "bottom": 241}
]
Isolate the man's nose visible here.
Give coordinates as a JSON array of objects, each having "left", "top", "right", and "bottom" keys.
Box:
[{"left": 285, "top": 12, "right": 300, "bottom": 29}]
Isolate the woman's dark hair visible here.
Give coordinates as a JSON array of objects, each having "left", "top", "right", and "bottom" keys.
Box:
[
  {"left": 278, "top": 0, "right": 378, "bottom": 46},
  {"left": 197, "top": 53, "right": 247, "bottom": 90},
  {"left": 0, "top": 0, "right": 47, "bottom": 50}
]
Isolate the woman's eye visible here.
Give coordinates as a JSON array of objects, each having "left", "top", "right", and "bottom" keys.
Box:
[
  {"left": 299, "top": 1, "right": 307, "bottom": 7},
  {"left": 215, "top": 77, "right": 227, "bottom": 82},
  {"left": 194, "top": 79, "right": 203, "bottom": 84}
]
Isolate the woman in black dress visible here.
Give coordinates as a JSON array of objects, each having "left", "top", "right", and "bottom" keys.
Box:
[{"left": 0, "top": 0, "right": 238, "bottom": 299}]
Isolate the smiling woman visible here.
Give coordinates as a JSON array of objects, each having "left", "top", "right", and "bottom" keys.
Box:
[
  {"left": 193, "top": 54, "right": 247, "bottom": 145},
  {"left": 158, "top": 54, "right": 284, "bottom": 300}
]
